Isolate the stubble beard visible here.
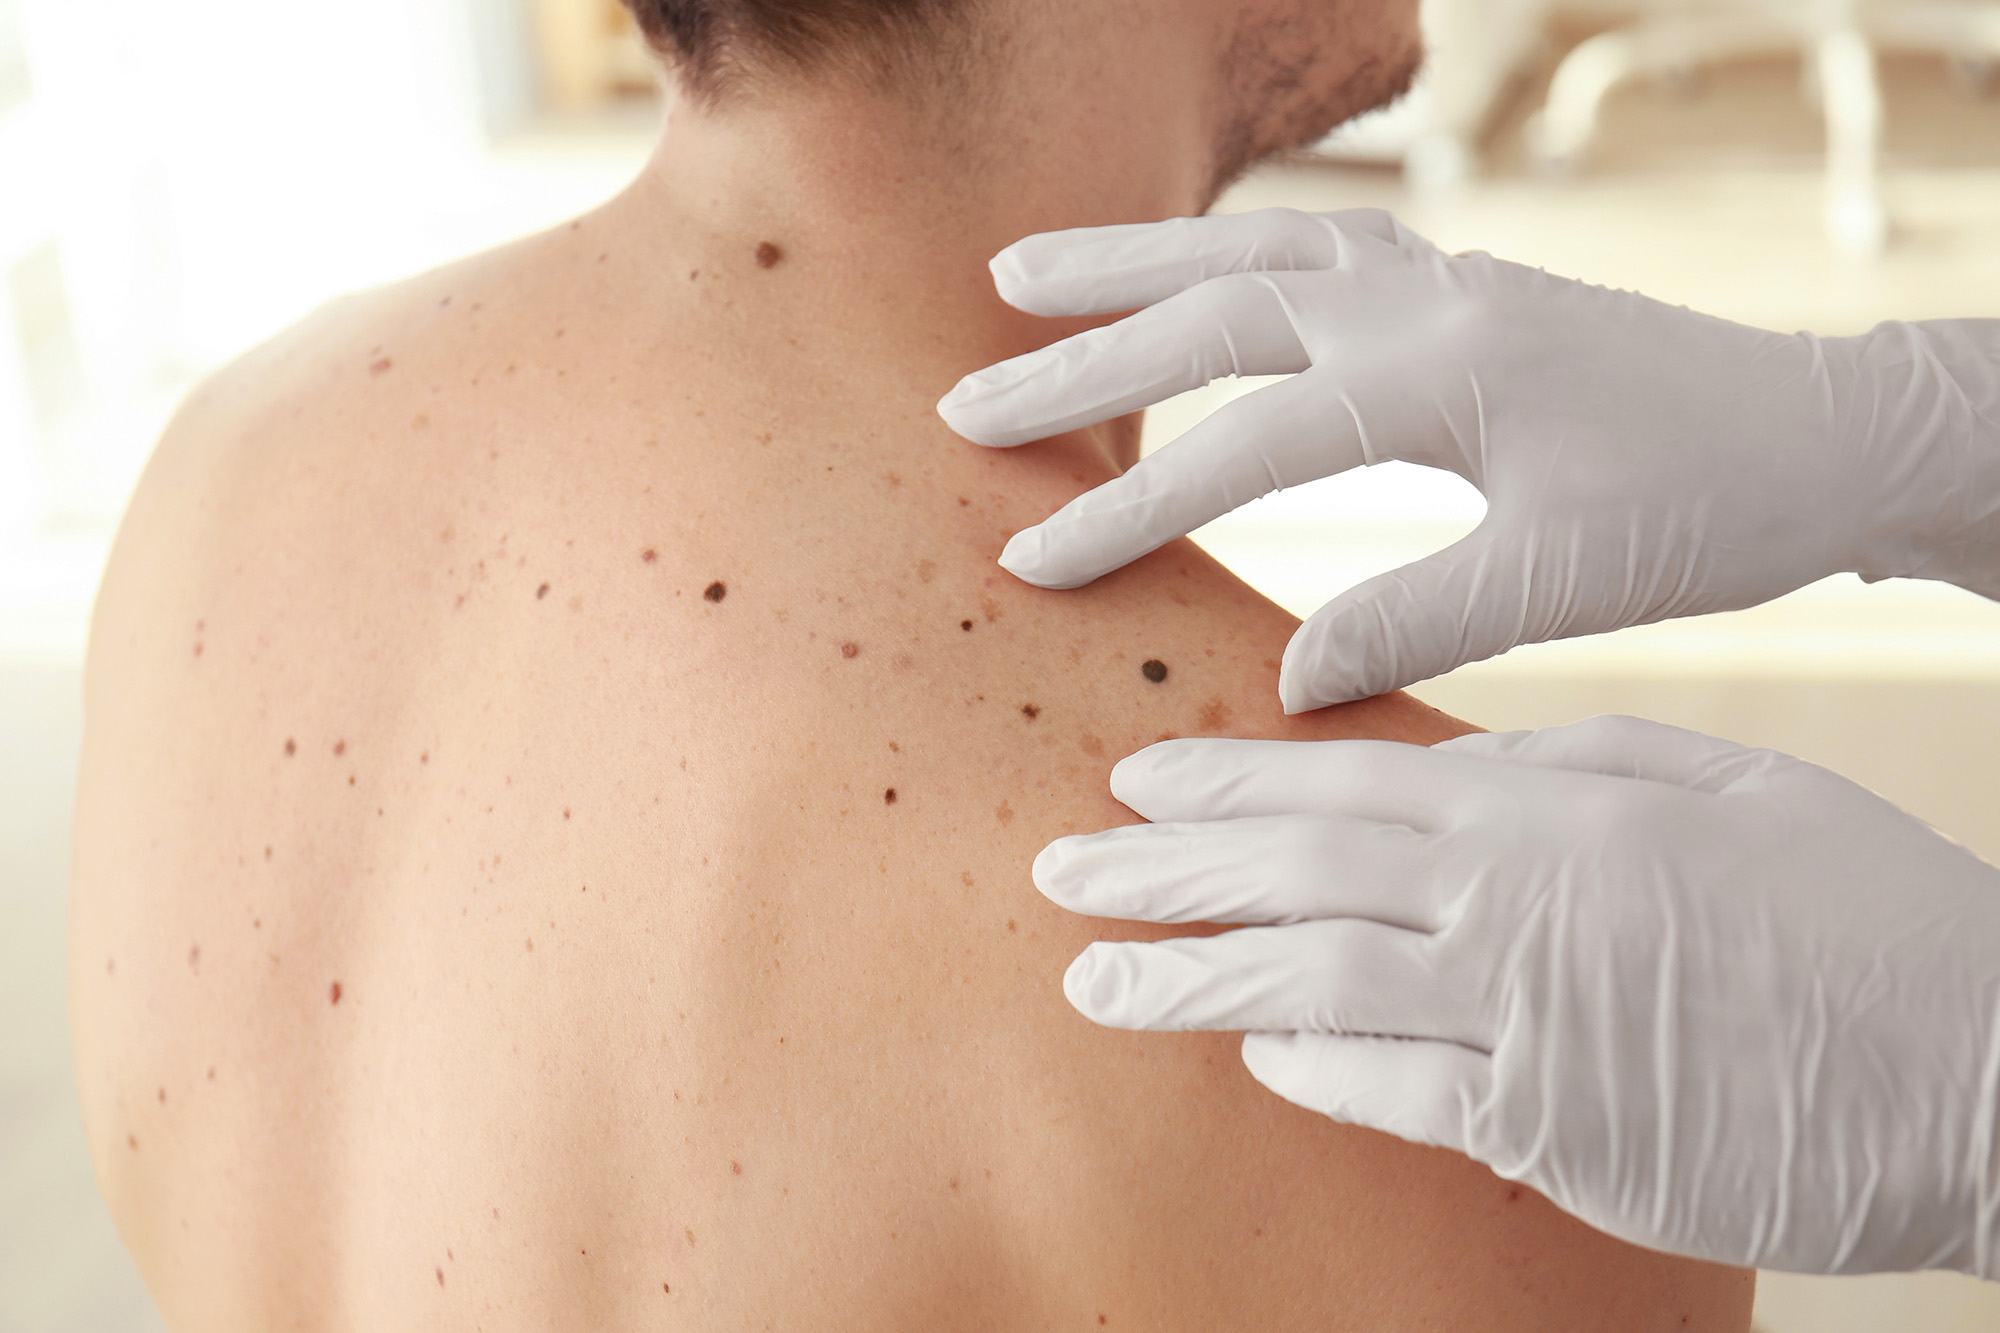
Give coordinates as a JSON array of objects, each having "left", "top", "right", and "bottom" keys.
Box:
[{"left": 1204, "top": 6, "right": 1423, "bottom": 209}]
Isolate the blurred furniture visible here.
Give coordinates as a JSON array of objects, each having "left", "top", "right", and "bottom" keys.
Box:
[
  {"left": 526, "top": 0, "right": 657, "bottom": 111},
  {"left": 1313, "top": 0, "right": 1555, "bottom": 190},
  {"left": 1529, "top": 0, "right": 2000, "bottom": 256}
]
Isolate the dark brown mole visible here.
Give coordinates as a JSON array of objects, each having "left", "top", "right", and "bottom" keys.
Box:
[
  {"left": 283, "top": 737, "right": 296, "bottom": 756},
  {"left": 703, "top": 581, "right": 727, "bottom": 602},
  {"left": 754, "top": 241, "right": 782, "bottom": 268},
  {"left": 536, "top": 582, "right": 551, "bottom": 599},
  {"left": 1020, "top": 703, "right": 1040, "bottom": 720},
  {"left": 840, "top": 642, "right": 859, "bottom": 659},
  {"left": 642, "top": 548, "right": 657, "bottom": 563},
  {"left": 1141, "top": 659, "right": 1168, "bottom": 683},
  {"left": 884, "top": 788, "right": 898, "bottom": 804},
  {"left": 329, "top": 980, "right": 343, "bottom": 1006},
  {"left": 960, "top": 619, "right": 973, "bottom": 631}
]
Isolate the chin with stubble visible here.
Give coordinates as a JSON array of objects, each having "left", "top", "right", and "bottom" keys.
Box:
[{"left": 1204, "top": 0, "right": 1424, "bottom": 204}]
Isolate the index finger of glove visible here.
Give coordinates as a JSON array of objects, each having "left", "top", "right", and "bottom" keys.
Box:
[
  {"left": 989, "top": 207, "right": 1411, "bottom": 316},
  {"left": 1108, "top": 737, "right": 1477, "bottom": 829},
  {"left": 998, "top": 366, "right": 1368, "bottom": 588},
  {"left": 937, "top": 272, "right": 1311, "bottom": 448},
  {"left": 1034, "top": 813, "right": 1448, "bottom": 931}
]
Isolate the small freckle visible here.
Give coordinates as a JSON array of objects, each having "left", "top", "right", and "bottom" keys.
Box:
[
  {"left": 840, "top": 641, "right": 859, "bottom": 659},
  {"left": 1141, "top": 659, "right": 1168, "bottom": 683},
  {"left": 563, "top": 807, "right": 570, "bottom": 819},
  {"left": 188, "top": 944, "right": 200, "bottom": 970},
  {"left": 329, "top": 980, "right": 343, "bottom": 1005},
  {"left": 420, "top": 752, "right": 429, "bottom": 764},
  {"left": 536, "top": 583, "right": 550, "bottom": 599},
  {"left": 731, "top": 1160, "right": 742, "bottom": 1174},
  {"left": 333, "top": 739, "right": 345, "bottom": 756},
  {"left": 597, "top": 252, "right": 607, "bottom": 263},
  {"left": 263, "top": 845, "right": 272, "bottom": 859},
  {"left": 1099, "top": 1317, "right": 1107, "bottom": 1326},
  {"left": 961, "top": 871, "right": 973, "bottom": 886},
  {"left": 888, "top": 740, "right": 899, "bottom": 752},
  {"left": 996, "top": 800, "right": 1013, "bottom": 825},
  {"left": 283, "top": 738, "right": 296, "bottom": 756},
  {"left": 688, "top": 268, "right": 699, "bottom": 281},
  {"left": 754, "top": 241, "right": 782, "bottom": 268},
  {"left": 347, "top": 775, "right": 355, "bottom": 785},
  {"left": 193, "top": 642, "right": 203, "bottom": 657},
  {"left": 960, "top": 620, "right": 973, "bottom": 631},
  {"left": 1506, "top": 1187, "right": 1521, "bottom": 1202},
  {"left": 664, "top": 1283, "right": 671, "bottom": 1293},
  {"left": 1020, "top": 703, "right": 1040, "bottom": 720},
  {"left": 157, "top": 1086, "right": 166, "bottom": 1103},
  {"left": 436, "top": 1268, "right": 444, "bottom": 1287},
  {"left": 703, "top": 581, "right": 727, "bottom": 602},
  {"left": 368, "top": 357, "right": 392, "bottom": 376},
  {"left": 106, "top": 957, "right": 114, "bottom": 975},
  {"left": 206, "top": 1067, "right": 215, "bottom": 1080},
  {"left": 1006, "top": 919, "right": 1016, "bottom": 932},
  {"left": 884, "top": 788, "right": 897, "bottom": 804},
  {"left": 642, "top": 548, "right": 656, "bottom": 562},
  {"left": 127, "top": 1135, "right": 137, "bottom": 1151},
  {"left": 956, "top": 496, "right": 970, "bottom": 506}
]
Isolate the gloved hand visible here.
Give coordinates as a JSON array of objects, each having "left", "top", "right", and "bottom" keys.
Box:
[
  {"left": 938, "top": 208, "right": 2000, "bottom": 709},
  {"left": 1035, "top": 715, "right": 2000, "bottom": 1277}
]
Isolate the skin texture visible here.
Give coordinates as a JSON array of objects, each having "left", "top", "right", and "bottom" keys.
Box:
[{"left": 71, "top": 1, "right": 1753, "bottom": 1327}]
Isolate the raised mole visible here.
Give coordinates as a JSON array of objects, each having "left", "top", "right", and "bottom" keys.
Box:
[
  {"left": 884, "top": 788, "right": 898, "bottom": 804},
  {"left": 754, "top": 241, "right": 782, "bottom": 268},
  {"left": 703, "top": 581, "right": 727, "bottom": 602},
  {"left": 1020, "top": 704, "right": 1040, "bottom": 720},
  {"left": 960, "top": 620, "right": 973, "bottom": 631},
  {"left": 841, "top": 642, "right": 859, "bottom": 658},
  {"left": 1141, "top": 659, "right": 1168, "bottom": 683}
]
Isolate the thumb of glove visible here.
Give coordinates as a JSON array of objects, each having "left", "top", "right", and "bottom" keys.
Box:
[{"left": 1281, "top": 530, "right": 1528, "bottom": 710}]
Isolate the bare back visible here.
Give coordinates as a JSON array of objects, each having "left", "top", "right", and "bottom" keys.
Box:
[{"left": 71, "top": 212, "right": 1753, "bottom": 1330}]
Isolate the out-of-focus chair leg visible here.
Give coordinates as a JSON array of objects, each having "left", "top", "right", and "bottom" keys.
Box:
[{"left": 1818, "top": 24, "right": 1889, "bottom": 257}]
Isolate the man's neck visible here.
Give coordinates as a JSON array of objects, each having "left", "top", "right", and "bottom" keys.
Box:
[{"left": 590, "top": 58, "right": 1220, "bottom": 469}]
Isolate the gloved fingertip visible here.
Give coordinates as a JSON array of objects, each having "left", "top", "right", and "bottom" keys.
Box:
[
  {"left": 1105, "top": 741, "right": 1176, "bottom": 809},
  {"left": 1061, "top": 943, "right": 1125, "bottom": 1023},
  {"left": 1030, "top": 836, "right": 1082, "bottom": 905},
  {"left": 999, "top": 527, "right": 1093, "bottom": 590}
]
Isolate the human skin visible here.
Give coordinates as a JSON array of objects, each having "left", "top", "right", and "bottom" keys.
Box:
[{"left": 70, "top": 1, "right": 1754, "bottom": 1326}]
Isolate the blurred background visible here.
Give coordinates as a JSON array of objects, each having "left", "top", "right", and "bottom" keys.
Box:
[{"left": 4, "top": 0, "right": 2000, "bottom": 1327}]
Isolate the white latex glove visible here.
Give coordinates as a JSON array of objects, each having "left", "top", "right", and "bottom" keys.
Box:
[
  {"left": 938, "top": 208, "right": 2000, "bottom": 710},
  {"left": 1035, "top": 715, "right": 2000, "bottom": 1277}
]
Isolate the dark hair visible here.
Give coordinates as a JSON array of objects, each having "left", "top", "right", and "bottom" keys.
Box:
[{"left": 620, "top": 0, "right": 975, "bottom": 99}]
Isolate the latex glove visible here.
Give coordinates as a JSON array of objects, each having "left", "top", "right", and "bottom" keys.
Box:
[
  {"left": 1035, "top": 715, "right": 2000, "bottom": 1276},
  {"left": 937, "top": 208, "right": 2000, "bottom": 709}
]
